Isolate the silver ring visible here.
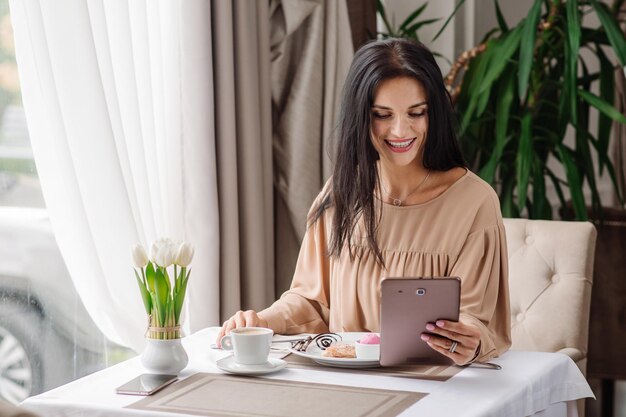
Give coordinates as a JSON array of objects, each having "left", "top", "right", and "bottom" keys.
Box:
[{"left": 449, "top": 341, "right": 458, "bottom": 353}]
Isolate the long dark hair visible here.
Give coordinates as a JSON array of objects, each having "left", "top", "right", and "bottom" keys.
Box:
[{"left": 310, "top": 38, "right": 465, "bottom": 266}]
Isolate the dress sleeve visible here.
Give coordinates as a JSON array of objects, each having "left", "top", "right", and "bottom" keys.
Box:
[
  {"left": 258, "top": 213, "right": 331, "bottom": 335},
  {"left": 450, "top": 222, "right": 512, "bottom": 363}
]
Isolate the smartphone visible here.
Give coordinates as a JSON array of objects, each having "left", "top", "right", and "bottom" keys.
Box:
[
  {"left": 115, "top": 373, "right": 178, "bottom": 396},
  {"left": 379, "top": 277, "right": 460, "bottom": 367}
]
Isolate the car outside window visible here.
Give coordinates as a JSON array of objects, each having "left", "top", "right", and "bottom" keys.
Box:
[{"left": 0, "top": 1, "right": 132, "bottom": 403}]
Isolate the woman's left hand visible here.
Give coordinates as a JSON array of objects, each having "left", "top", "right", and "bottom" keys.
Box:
[{"left": 421, "top": 320, "right": 481, "bottom": 365}]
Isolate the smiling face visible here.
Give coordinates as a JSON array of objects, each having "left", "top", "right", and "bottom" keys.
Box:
[{"left": 370, "top": 76, "right": 428, "bottom": 170}]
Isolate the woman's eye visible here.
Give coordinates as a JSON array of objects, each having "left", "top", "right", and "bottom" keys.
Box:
[
  {"left": 409, "top": 111, "right": 426, "bottom": 118},
  {"left": 372, "top": 113, "right": 391, "bottom": 120}
]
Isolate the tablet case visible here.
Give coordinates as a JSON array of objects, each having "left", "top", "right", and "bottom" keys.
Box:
[{"left": 379, "top": 277, "right": 460, "bottom": 367}]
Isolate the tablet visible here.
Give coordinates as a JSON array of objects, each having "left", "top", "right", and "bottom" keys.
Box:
[{"left": 379, "top": 277, "right": 460, "bottom": 367}]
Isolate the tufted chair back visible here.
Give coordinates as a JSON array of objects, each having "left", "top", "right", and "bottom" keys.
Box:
[{"left": 503, "top": 218, "right": 597, "bottom": 375}]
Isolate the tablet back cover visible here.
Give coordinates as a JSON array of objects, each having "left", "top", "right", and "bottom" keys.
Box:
[{"left": 379, "top": 277, "right": 460, "bottom": 367}]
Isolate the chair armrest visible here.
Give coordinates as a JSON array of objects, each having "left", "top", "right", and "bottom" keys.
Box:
[{"left": 556, "top": 347, "right": 585, "bottom": 362}]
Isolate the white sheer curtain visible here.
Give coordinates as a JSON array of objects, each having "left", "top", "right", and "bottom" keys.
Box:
[{"left": 9, "top": 0, "right": 219, "bottom": 352}]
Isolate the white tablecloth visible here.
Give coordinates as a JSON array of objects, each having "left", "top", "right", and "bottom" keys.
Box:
[{"left": 20, "top": 328, "right": 594, "bottom": 417}]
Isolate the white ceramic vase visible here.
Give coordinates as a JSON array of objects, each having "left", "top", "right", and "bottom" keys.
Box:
[{"left": 141, "top": 338, "right": 189, "bottom": 375}]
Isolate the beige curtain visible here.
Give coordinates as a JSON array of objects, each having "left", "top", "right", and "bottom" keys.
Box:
[
  {"left": 212, "top": 0, "right": 354, "bottom": 320},
  {"left": 270, "top": 0, "right": 354, "bottom": 294},
  {"left": 212, "top": 0, "right": 274, "bottom": 319}
]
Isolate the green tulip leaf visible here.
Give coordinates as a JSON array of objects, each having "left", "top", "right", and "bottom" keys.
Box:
[
  {"left": 145, "top": 261, "right": 156, "bottom": 293},
  {"left": 175, "top": 270, "right": 191, "bottom": 323},
  {"left": 134, "top": 269, "right": 152, "bottom": 314},
  {"left": 154, "top": 268, "right": 168, "bottom": 325}
]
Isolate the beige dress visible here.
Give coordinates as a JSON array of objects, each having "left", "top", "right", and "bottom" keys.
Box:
[{"left": 259, "top": 170, "right": 511, "bottom": 362}]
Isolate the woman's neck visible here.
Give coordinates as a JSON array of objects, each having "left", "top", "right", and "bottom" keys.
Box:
[{"left": 378, "top": 162, "right": 429, "bottom": 198}]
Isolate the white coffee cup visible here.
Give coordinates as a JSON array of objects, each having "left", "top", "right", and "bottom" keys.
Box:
[{"left": 220, "top": 327, "right": 273, "bottom": 365}]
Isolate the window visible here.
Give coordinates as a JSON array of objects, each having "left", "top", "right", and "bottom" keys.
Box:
[{"left": 0, "top": 1, "right": 132, "bottom": 403}]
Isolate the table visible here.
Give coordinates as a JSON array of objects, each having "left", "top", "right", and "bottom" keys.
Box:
[{"left": 20, "top": 328, "right": 594, "bottom": 417}]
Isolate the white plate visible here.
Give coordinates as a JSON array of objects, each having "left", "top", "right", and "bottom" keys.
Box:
[
  {"left": 289, "top": 332, "right": 380, "bottom": 368},
  {"left": 216, "top": 356, "right": 287, "bottom": 375}
]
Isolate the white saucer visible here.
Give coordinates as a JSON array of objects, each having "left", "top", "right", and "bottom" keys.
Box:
[{"left": 216, "top": 356, "right": 287, "bottom": 375}]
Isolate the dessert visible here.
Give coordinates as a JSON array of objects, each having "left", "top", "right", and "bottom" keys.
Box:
[
  {"left": 355, "top": 333, "right": 380, "bottom": 360},
  {"left": 359, "top": 333, "right": 381, "bottom": 344},
  {"left": 322, "top": 343, "right": 356, "bottom": 358}
]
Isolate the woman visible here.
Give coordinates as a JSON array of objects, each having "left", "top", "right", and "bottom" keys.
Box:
[{"left": 217, "top": 38, "right": 511, "bottom": 365}]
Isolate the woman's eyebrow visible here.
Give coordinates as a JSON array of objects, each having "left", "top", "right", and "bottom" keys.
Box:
[{"left": 371, "top": 101, "right": 428, "bottom": 110}]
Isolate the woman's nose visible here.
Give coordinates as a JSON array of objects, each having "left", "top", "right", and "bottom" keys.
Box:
[{"left": 390, "top": 116, "right": 408, "bottom": 137}]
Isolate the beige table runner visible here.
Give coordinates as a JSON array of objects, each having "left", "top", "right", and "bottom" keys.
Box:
[
  {"left": 285, "top": 353, "right": 462, "bottom": 381},
  {"left": 127, "top": 373, "right": 426, "bottom": 417}
]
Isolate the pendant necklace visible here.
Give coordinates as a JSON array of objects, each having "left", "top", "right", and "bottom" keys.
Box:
[{"left": 380, "top": 170, "right": 431, "bottom": 206}]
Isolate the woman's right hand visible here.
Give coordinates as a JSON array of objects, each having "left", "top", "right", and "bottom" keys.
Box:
[{"left": 215, "top": 310, "right": 268, "bottom": 347}]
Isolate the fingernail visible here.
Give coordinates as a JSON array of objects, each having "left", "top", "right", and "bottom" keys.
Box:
[
  {"left": 426, "top": 323, "right": 435, "bottom": 331},
  {"left": 436, "top": 320, "right": 445, "bottom": 327},
  {"left": 420, "top": 334, "right": 430, "bottom": 341}
]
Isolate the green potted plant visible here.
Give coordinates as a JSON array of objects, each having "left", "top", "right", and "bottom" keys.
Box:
[
  {"left": 132, "top": 238, "right": 194, "bottom": 374},
  {"left": 375, "top": 0, "right": 440, "bottom": 41},
  {"left": 441, "top": 0, "right": 626, "bottom": 220}
]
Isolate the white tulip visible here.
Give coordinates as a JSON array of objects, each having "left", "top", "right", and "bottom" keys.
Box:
[
  {"left": 175, "top": 242, "right": 195, "bottom": 267},
  {"left": 131, "top": 244, "right": 149, "bottom": 268},
  {"left": 163, "top": 243, "right": 178, "bottom": 267},
  {"left": 150, "top": 238, "right": 170, "bottom": 262},
  {"left": 150, "top": 238, "right": 179, "bottom": 268},
  {"left": 149, "top": 240, "right": 162, "bottom": 263}
]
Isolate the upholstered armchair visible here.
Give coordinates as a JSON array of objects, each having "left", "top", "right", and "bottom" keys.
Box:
[{"left": 503, "top": 218, "right": 597, "bottom": 375}]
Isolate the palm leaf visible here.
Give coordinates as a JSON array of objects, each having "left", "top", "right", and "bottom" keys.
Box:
[
  {"left": 501, "top": 178, "right": 520, "bottom": 218},
  {"left": 479, "top": 26, "right": 523, "bottom": 95},
  {"left": 565, "top": 0, "right": 581, "bottom": 124},
  {"left": 595, "top": 45, "right": 615, "bottom": 175},
  {"left": 494, "top": 0, "right": 509, "bottom": 32},
  {"left": 578, "top": 89, "right": 626, "bottom": 124},
  {"left": 432, "top": 0, "right": 466, "bottom": 42},
  {"left": 462, "top": 27, "right": 522, "bottom": 130},
  {"left": 518, "top": 0, "right": 543, "bottom": 99},
  {"left": 557, "top": 144, "right": 587, "bottom": 220},
  {"left": 587, "top": 130, "right": 624, "bottom": 205},
  {"left": 398, "top": 3, "right": 428, "bottom": 32},
  {"left": 546, "top": 168, "right": 567, "bottom": 213},
  {"left": 531, "top": 160, "right": 552, "bottom": 219},
  {"left": 590, "top": 0, "right": 626, "bottom": 67},
  {"left": 516, "top": 112, "right": 533, "bottom": 210},
  {"left": 376, "top": 0, "right": 395, "bottom": 37},
  {"left": 403, "top": 18, "right": 441, "bottom": 37},
  {"left": 479, "top": 66, "right": 516, "bottom": 183}
]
